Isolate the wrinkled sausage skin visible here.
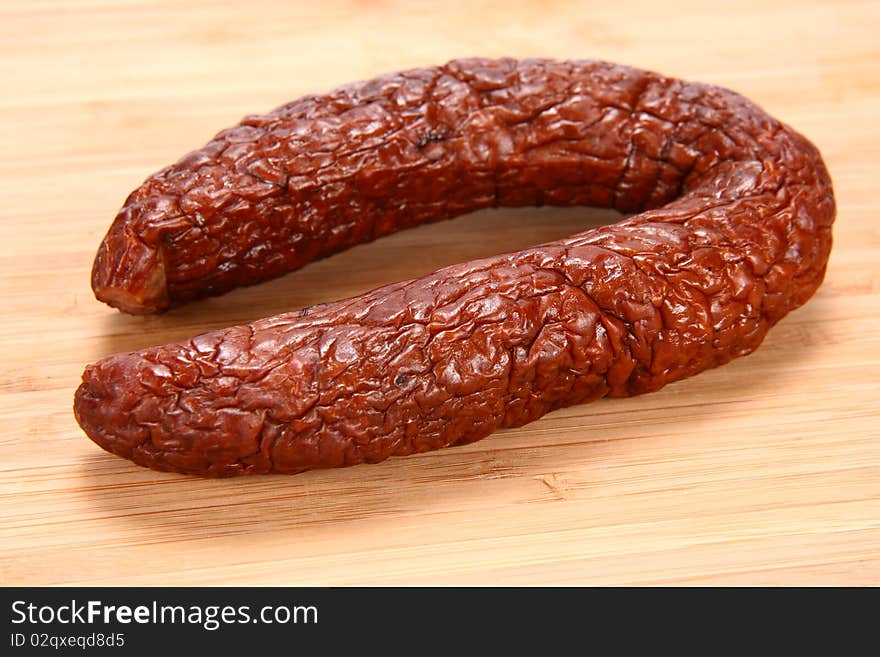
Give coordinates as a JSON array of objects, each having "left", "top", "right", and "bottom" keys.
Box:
[{"left": 76, "top": 58, "right": 835, "bottom": 476}]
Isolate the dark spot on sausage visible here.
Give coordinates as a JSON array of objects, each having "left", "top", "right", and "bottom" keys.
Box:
[{"left": 417, "top": 130, "right": 447, "bottom": 148}]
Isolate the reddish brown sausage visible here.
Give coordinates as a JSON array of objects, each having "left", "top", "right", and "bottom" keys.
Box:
[{"left": 76, "top": 58, "right": 835, "bottom": 476}]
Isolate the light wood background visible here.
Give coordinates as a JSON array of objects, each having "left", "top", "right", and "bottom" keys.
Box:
[{"left": 1, "top": 0, "right": 877, "bottom": 586}]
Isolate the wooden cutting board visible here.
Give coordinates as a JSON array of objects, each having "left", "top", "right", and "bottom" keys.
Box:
[{"left": 1, "top": 0, "right": 877, "bottom": 586}]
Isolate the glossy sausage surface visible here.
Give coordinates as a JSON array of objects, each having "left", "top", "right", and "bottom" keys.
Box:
[{"left": 76, "top": 58, "right": 835, "bottom": 476}]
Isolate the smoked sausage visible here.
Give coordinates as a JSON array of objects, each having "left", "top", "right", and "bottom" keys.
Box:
[{"left": 75, "top": 58, "right": 835, "bottom": 476}]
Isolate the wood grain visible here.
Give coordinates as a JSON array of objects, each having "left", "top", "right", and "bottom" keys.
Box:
[{"left": 1, "top": 0, "right": 877, "bottom": 586}]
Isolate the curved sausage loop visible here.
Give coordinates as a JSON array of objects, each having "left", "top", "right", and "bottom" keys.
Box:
[{"left": 76, "top": 59, "right": 835, "bottom": 476}]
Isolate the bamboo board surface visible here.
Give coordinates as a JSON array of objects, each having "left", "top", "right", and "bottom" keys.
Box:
[{"left": 1, "top": 0, "right": 878, "bottom": 586}]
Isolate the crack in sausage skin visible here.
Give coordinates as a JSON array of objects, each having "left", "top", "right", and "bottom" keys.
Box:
[{"left": 76, "top": 58, "right": 835, "bottom": 476}]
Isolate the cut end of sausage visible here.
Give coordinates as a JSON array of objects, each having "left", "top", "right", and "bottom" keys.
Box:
[{"left": 91, "top": 226, "right": 170, "bottom": 314}]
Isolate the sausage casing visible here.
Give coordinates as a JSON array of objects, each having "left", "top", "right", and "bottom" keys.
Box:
[{"left": 76, "top": 59, "right": 835, "bottom": 476}]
